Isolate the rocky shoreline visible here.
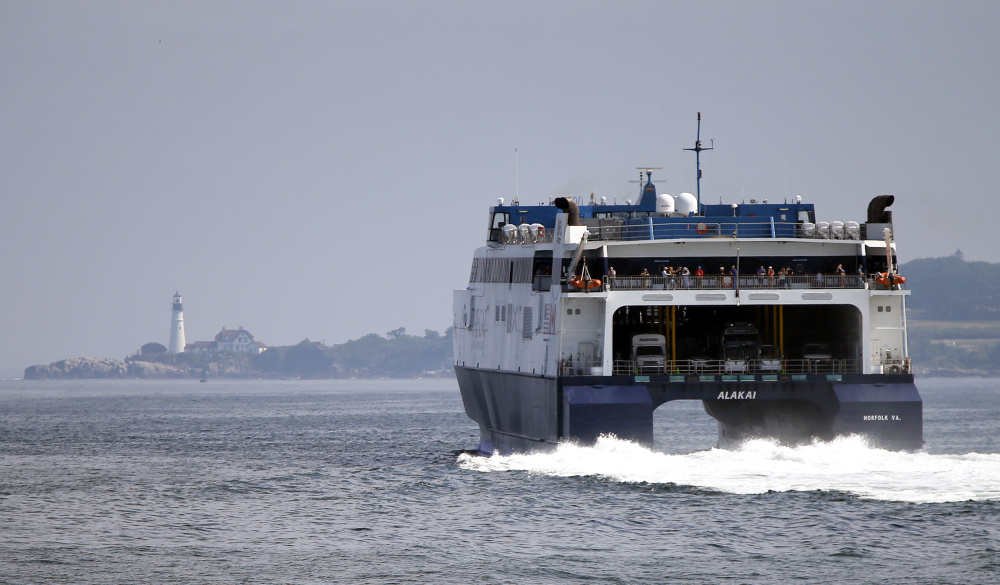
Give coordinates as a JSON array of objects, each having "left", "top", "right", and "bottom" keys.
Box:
[
  {"left": 21, "top": 356, "right": 994, "bottom": 380},
  {"left": 22, "top": 356, "right": 454, "bottom": 380},
  {"left": 25, "top": 357, "right": 202, "bottom": 379}
]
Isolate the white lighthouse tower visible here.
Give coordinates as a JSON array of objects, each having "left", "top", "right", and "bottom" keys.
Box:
[{"left": 168, "top": 292, "right": 186, "bottom": 353}]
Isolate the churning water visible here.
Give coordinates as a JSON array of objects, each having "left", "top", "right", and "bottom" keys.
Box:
[{"left": 1, "top": 377, "right": 998, "bottom": 584}]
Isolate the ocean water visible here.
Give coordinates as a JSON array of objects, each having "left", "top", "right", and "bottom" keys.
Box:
[{"left": 1, "top": 377, "right": 998, "bottom": 584}]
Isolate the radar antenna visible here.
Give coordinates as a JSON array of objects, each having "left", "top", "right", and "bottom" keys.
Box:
[
  {"left": 628, "top": 167, "right": 662, "bottom": 200},
  {"left": 683, "top": 112, "right": 712, "bottom": 214}
]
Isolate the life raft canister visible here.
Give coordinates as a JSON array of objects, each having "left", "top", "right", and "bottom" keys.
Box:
[
  {"left": 568, "top": 276, "right": 602, "bottom": 290},
  {"left": 876, "top": 272, "right": 907, "bottom": 286}
]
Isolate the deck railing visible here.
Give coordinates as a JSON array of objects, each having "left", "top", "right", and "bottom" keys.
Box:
[
  {"left": 595, "top": 220, "right": 843, "bottom": 241},
  {"left": 598, "top": 274, "right": 869, "bottom": 291},
  {"left": 561, "top": 273, "right": 906, "bottom": 293},
  {"left": 502, "top": 220, "right": 868, "bottom": 245},
  {"left": 608, "top": 358, "right": 862, "bottom": 377}
]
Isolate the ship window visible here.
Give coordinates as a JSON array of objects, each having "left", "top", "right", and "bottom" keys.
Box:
[
  {"left": 566, "top": 309, "right": 572, "bottom": 315},
  {"left": 878, "top": 306, "right": 884, "bottom": 312},
  {"left": 575, "top": 309, "right": 581, "bottom": 315},
  {"left": 495, "top": 306, "right": 500, "bottom": 321},
  {"left": 501, "top": 305, "right": 507, "bottom": 321},
  {"left": 886, "top": 306, "right": 891, "bottom": 312},
  {"left": 489, "top": 212, "right": 510, "bottom": 242}
]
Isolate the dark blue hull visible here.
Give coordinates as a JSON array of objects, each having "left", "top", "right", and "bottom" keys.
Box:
[{"left": 455, "top": 366, "right": 923, "bottom": 454}]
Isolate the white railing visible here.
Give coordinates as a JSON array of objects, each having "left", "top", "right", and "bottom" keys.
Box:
[
  {"left": 559, "top": 358, "right": 604, "bottom": 376},
  {"left": 499, "top": 219, "right": 883, "bottom": 245},
  {"left": 588, "top": 220, "right": 863, "bottom": 242},
  {"left": 606, "top": 358, "right": 861, "bottom": 377},
  {"left": 604, "top": 274, "right": 871, "bottom": 291}
]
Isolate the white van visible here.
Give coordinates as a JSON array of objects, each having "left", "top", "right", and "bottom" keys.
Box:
[
  {"left": 759, "top": 344, "right": 783, "bottom": 372},
  {"left": 632, "top": 334, "right": 667, "bottom": 374}
]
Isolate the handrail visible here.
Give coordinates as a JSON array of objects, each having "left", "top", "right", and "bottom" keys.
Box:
[
  {"left": 590, "top": 220, "right": 863, "bottom": 241},
  {"left": 607, "top": 358, "right": 861, "bottom": 377},
  {"left": 499, "top": 220, "right": 878, "bottom": 245},
  {"left": 603, "top": 274, "right": 876, "bottom": 291}
]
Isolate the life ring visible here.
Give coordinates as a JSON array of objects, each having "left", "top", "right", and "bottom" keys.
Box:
[
  {"left": 568, "top": 276, "right": 602, "bottom": 290},
  {"left": 695, "top": 223, "right": 708, "bottom": 235}
]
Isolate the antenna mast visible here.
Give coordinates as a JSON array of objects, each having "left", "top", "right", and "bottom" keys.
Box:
[
  {"left": 683, "top": 112, "right": 712, "bottom": 214},
  {"left": 513, "top": 128, "right": 520, "bottom": 202}
]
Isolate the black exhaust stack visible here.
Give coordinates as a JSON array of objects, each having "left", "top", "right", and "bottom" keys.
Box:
[
  {"left": 554, "top": 197, "right": 583, "bottom": 226},
  {"left": 867, "top": 194, "right": 895, "bottom": 224}
]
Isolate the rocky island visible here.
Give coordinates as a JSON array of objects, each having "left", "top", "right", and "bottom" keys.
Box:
[{"left": 24, "top": 328, "right": 454, "bottom": 380}]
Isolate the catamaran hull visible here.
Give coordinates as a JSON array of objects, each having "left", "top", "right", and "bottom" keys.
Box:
[{"left": 456, "top": 366, "right": 922, "bottom": 454}]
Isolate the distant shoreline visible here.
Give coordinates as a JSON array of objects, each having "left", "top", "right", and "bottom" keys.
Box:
[
  {"left": 23, "top": 329, "right": 456, "bottom": 381},
  {"left": 19, "top": 355, "right": 998, "bottom": 380}
]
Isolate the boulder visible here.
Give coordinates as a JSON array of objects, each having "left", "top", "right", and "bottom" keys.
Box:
[
  {"left": 127, "top": 360, "right": 188, "bottom": 378},
  {"left": 23, "top": 357, "right": 128, "bottom": 379}
]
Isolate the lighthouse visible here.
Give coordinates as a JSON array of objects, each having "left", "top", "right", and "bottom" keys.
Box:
[{"left": 168, "top": 292, "right": 186, "bottom": 353}]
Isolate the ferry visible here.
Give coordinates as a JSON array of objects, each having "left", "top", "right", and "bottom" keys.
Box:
[{"left": 453, "top": 115, "right": 920, "bottom": 455}]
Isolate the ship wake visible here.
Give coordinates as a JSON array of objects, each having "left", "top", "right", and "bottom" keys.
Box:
[{"left": 456, "top": 435, "right": 1000, "bottom": 503}]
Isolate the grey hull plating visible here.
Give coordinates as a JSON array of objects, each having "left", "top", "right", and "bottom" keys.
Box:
[{"left": 456, "top": 366, "right": 923, "bottom": 454}]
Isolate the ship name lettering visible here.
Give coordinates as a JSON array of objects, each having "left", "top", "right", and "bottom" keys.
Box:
[
  {"left": 716, "top": 391, "right": 757, "bottom": 400},
  {"left": 862, "top": 414, "right": 902, "bottom": 421}
]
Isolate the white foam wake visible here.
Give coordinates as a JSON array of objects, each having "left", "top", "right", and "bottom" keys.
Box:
[{"left": 456, "top": 435, "right": 1000, "bottom": 503}]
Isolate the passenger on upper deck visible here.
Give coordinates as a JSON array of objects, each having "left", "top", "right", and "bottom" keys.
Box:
[{"left": 661, "top": 266, "right": 671, "bottom": 289}]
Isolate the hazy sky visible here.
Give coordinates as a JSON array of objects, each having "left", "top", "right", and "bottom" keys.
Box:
[{"left": 2, "top": 1, "right": 999, "bottom": 376}]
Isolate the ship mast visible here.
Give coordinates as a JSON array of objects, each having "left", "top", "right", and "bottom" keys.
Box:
[{"left": 683, "top": 112, "right": 712, "bottom": 214}]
